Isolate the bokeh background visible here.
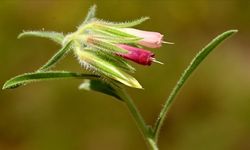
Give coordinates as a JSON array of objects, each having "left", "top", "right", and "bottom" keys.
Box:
[{"left": 0, "top": 0, "right": 250, "bottom": 150}]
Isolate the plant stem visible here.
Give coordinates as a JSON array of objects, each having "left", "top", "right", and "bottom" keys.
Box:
[
  {"left": 119, "top": 88, "right": 158, "bottom": 150},
  {"left": 153, "top": 30, "right": 238, "bottom": 142}
]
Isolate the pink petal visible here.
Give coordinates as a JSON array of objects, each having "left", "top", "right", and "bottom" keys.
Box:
[
  {"left": 117, "top": 44, "right": 154, "bottom": 66},
  {"left": 121, "top": 28, "right": 163, "bottom": 48}
]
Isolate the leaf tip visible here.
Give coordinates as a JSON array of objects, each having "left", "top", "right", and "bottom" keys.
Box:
[
  {"left": 225, "top": 29, "right": 238, "bottom": 36},
  {"left": 2, "top": 84, "right": 7, "bottom": 90},
  {"left": 128, "top": 78, "right": 143, "bottom": 89},
  {"left": 230, "top": 29, "right": 238, "bottom": 33},
  {"left": 17, "top": 32, "right": 25, "bottom": 39},
  {"left": 2, "top": 81, "right": 21, "bottom": 90},
  {"left": 90, "top": 4, "right": 97, "bottom": 10},
  {"left": 2, "top": 80, "right": 11, "bottom": 90}
]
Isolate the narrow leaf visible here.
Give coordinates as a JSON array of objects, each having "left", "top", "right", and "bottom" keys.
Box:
[
  {"left": 79, "top": 79, "right": 124, "bottom": 101},
  {"left": 100, "top": 17, "right": 150, "bottom": 28},
  {"left": 153, "top": 29, "right": 238, "bottom": 141},
  {"left": 18, "top": 31, "right": 64, "bottom": 45},
  {"left": 38, "top": 41, "right": 72, "bottom": 71},
  {"left": 2, "top": 71, "right": 100, "bottom": 90}
]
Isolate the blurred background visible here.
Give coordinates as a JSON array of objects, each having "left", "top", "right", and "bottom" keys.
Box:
[{"left": 0, "top": 0, "right": 250, "bottom": 150}]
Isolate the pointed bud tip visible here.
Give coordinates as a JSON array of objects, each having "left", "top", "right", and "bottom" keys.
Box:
[
  {"left": 127, "top": 78, "right": 143, "bottom": 89},
  {"left": 151, "top": 58, "right": 164, "bottom": 65},
  {"left": 162, "top": 41, "right": 174, "bottom": 45}
]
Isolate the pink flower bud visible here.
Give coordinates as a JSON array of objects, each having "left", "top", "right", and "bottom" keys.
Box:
[
  {"left": 121, "top": 28, "right": 163, "bottom": 48},
  {"left": 117, "top": 44, "right": 155, "bottom": 66}
]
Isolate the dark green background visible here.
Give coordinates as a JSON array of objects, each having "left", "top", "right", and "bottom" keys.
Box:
[{"left": 0, "top": 0, "right": 250, "bottom": 150}]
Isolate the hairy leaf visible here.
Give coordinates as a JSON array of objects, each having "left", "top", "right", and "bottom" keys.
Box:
[
  {"left": 2, "top": 71, "right": 100, "bottom": 90},
  {"left": 100, "top": 17, "right": 150, "bottom": 28},
  {"left": 18, "top": 31, "right": 64, "bottom": 45}
]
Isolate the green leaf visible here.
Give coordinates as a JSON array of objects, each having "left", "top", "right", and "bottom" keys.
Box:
[
  {"left": 100, "top": 17, "right": 150, "bottom": 28},
  {"left": 38, "top": 41, "right": 72, "bottom": 71},
  {"left": 76, "top": 48, "right": 142, "bottom": 89},
  {"left": 79, "top": 79, "right": 124, "bottom": 101},
  {"left": 18, "top": 31, "right": 64, "bottom": 45},
  {"left": 153, "top": 29, "right": 238, "bottom": 141},
  {"left": 79, "top": 5, "right": 97, "bottom": 28},
  {"left": 2, "top": 71, "right": 100, "bottom": 90}
]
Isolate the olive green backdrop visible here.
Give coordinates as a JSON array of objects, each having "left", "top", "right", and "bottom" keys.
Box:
[{"left": 0, "top": 0, "right": 250, "bottom": 150}]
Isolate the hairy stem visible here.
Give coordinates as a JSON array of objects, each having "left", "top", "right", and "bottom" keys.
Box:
[
  {"left": 119, "top": 88, "right": 158, "bottom": 150},
  {"left": 153, "top": 30, "right": 238, "bottom": 142}
]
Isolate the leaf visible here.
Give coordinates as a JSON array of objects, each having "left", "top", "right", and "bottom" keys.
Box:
[
  {"left": 79, "top": 79, "right": 124, "bottom": 101},
  {"left": 18, "top": 31, "right": 64, "bottom": 45},
  {"left": 38, "top": 41, "right": 72, "bottom": 71},
  {"left": 2, "top": 71, "right": 100, "bottom": 90},
  {"left": 79, "top": 5, "right": 97, "bottom": 28},
  {"left": 100, "top": 17, "right": 150, "bottom": 28},
  {"left": 76, "top": 49, "right": 142, "bottom": 89},
  {"left": 153, "top": 29, "right": 238, "bottom": 141}
]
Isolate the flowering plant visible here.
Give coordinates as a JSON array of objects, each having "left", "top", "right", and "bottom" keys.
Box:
[{"left": 2, "top": 5, "right": 237, "bottom": 150}]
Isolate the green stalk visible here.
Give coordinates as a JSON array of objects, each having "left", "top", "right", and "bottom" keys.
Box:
[{"left": 118, "top": 88, "right": 158, "bottom": 150}]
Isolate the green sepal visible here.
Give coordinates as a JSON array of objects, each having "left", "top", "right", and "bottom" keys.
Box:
[
  {"left": 79, "top": 79, "right": 124, "bottom": 101},
  {"left": 92, "top": 23, "right": 136, "bottom": 38},
  {"left": 94, "top": 35, "right": 142, "bottom": 44},
  {"left": 78, "top": 5, "right": 97, "bottom": 28},
  {"left": 99, "top": 17, "right": 150, "bottom": 28},
  {"left": 18, "top": 31, "right": 64, "bottom": 45},
  {"left": 90, "top": 38, "right": 128, "bottom": 54},
  {"left": 94, "top": 49, "right": 136, "bottom": 73},
  {"left": 2, "top": 71, "right": 100, "bottom": 90},
  {"left": 76, "top": 48, "right": 142, "bottom": 89}
]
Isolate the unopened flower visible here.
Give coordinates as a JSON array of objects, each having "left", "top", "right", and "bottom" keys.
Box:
[
  {"left": 121, "top": 28, "right": 164, "bottom": 48},
  {"left": 117, "top": 44, "right": 155, "bottom": 66}
]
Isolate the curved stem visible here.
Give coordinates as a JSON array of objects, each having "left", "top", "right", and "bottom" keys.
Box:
[
  {"left": 153, "top": 30, "right": 238, "bottom": 142},
  {"left": 118, "top": 88, "right": 158, "bottom": 150}
]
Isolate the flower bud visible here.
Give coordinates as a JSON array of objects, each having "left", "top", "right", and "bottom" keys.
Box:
[
  {"left": 117, "top": 44, "right": 155, "bottom": 66},
  {"left": 121, "top": 28, "right": 163, "bottom": 48}
]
